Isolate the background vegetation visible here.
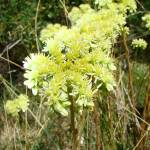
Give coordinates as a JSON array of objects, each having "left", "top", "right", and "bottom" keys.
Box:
[{"left": 0, "top": 0, "right": 150, "bottom": 149}]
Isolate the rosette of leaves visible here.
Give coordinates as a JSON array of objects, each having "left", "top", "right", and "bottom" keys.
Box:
[{"left": 23, "top": 2, "right": 136, "bottom": 116}]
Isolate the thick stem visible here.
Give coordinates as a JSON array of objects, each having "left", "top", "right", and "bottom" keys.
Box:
[
  {"left": 108, "top": 98, "right": 116, "bottom": 150},
  {"left": 93, "top": 102, "right": 102, "bottom": 149},
  {"left": 67, "top": 84, "right": 78, "bottom": 150}
]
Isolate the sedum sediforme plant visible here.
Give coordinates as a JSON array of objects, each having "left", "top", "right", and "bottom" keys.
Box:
[
  {"left": 4, "top": 0, "right": 137, "bottom": 149},
  {"left": 22, "top": 1, "right": 137, "bottom": 148},
  {"left": 23, "top": 1, "right": 136, "bottom": 117}
]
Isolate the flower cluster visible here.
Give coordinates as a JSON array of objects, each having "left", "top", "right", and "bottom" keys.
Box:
[
  {"left": 95, "top": 0, "right": 136, "bottom": 13},
  {"left": 23, "top": 53, "right": 58, "bottom": 95},
  {"left": 95, "top": 0, "right": 112, "bottom": 8},
  {"left": 5, "top": 95, "right": 29, "bottom": 116},
  {"left": 23, "top": 1, "right": 136, "bottom": 116},
  {"left": 142, "top": 14, "right": 150, "bottom": 31},
  {"left": 132, "top": 38, "right": 147, "bottom": 50}
]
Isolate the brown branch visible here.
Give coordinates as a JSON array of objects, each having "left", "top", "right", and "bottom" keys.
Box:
[
  {"left": 122, "top": 31, "right": 139, "bottom": 146},
  {"left": 35, "top": 0, "right": 41, "bottom": 53},
  {"left": 0, "top": 56, "right": 24, "bottom": 70},
  {"left": 122, "top": 32, "right": 135, "bottom": 110}
]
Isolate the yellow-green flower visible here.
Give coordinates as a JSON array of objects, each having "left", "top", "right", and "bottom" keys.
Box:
[
  {"left": 5, "top": 94, "right": 29, "bottom": 116},
  {"left": 132, "top": 38, "right": 147, "bottom": 50},
  {"left": 23, "top": 1, "right": 136, "bottom": 116},
  {"left": 142, "top": 14, "right": 150, "bottom": 30}
]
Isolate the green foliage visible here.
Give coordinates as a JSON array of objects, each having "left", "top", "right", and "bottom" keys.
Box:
[
  {"left": 0, "top": 1, "right": 36, "bottom": 45},
  {"left": 0, "top": 0, "right": 86, "bottom": 55},
  {"left": 5, "top": 94, "right": 29, "bottom": 116},
  {"left": 132, "top": 62, "right": 148, "bottom": 106}
]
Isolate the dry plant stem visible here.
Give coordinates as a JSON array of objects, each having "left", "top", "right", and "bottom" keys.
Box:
[
  {"left": 13, "top": 124, "right": 17, "bottom": 150},
  {"left": 94, "top": 109, "right": 100, "bottom": 149},
  {"left": 86, "top": 112, "right": 89, "bottom": 150},
  {"left": 0, "top": 56, "right": 24, "bottom": 70},
  {"left": 135, "top": 0, "right": 145, "bottom": 10},
  {"left": 117, "top": 75, "right": 128, "bottom": 148},
  {"left": 122, "top": 32, "right": 139, "bottom": 145},
  {"left": 36, "top": 96, "right": 46, "bottom": 123},
  {"left": 27, "top": 108, "right": 43, "bottom": 129},
  {"left": 15, "top": 124, "right": 23, "bottom": 149},
  {"left": 35, "top": 0, "right": 41, "bottom": 53},
  {"left": 78, "top": 112, "right": 85, "bottom": 144},
  {"left": 25, "top": 111, "right": 28, "bottom": 150},
  {"left": 88, "top": 114, "right": 92, "bottom": 150},
  {"left": 25, "top": 87, "right": 28, "bottom": 149},
  {"left": 3, "top": 101, "right": 10, "bottom": 148},
  {"left": 123, "top": 33, "right": 135, "bottom": 110},
  {"left": 138, "top": 66, "right": 150, "bottom": 149},
  {"left": 108, "top": 98, "right": 116, "bottom": 150},
  {"left": 67, "top": 84, "right": 78, "bottom": 150},
  {"left": 6, "top": 47, "right": 12, "bottom": 84},
  {"left": 37, "top": 118, "right": 49, "bottom": 137},
  {"left": 133, "top": 127, "right": 149, "bottom": 150},
  {"left": 93, "top": 101, "right": 102, "bottom": 149},
  {"left": 124, "top": 107, "right": 150, "bottom": 127},
  {"left": 59, "top": 0, "right": 69, "bottom": 26},
  {"left": 142, "top": 67, "right": 150, "bottom": 127},
  {"left": 0, "top": 39, "right": 21, "bottom": 57},
  {"left": 1, "top": 77, "right": 18, "bottom": 97}
]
